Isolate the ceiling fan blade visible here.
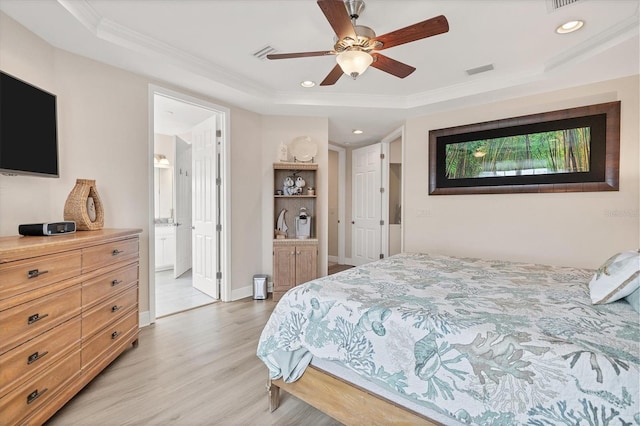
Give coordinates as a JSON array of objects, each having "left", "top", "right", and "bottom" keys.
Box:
[
  {"left": 370, "top": 53, "right": 415, "bottom": 78},
  {"left": 373, "top": 15, "right": 449, "bottom": 50},
  {"left": 317, "top": 0, "right": 357, "bottom": 41},
  {"left": 267, "top": 51, "right": 334, "bottom": 60},
  {"left": 320, "top": 64, "right": 344, "bottom": 86}
]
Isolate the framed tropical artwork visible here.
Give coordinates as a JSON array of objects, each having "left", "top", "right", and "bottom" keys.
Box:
[{"left": 429, "top": 101, "right": 620, "bottom": 195}]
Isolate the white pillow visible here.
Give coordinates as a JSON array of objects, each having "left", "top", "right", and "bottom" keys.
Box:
[
  {"left": 589, "top": 250, "right": 640, "bottom": 304},
  {"left": 625, "top": 287, "right": 640, "bottom": 313}
]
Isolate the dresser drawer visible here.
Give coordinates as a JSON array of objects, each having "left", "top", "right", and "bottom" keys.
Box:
[
  {"left": 0, "top": 350, "right": 81, "bottom": 426},
  {"left": 82, "top": 262, "right": 138, "bottom": 308},
  {"left": 0, "top": 251, "right": 81, "bottom": 302},
  {"left": 0, "top": 317, "right": 80, "bottom": 399},
  {"left": 82, "top": 309, "right": 137, "bottom": 369},
  {"left": 0, "top": 286, "right": 81, "bottom": 355},
  {"left": 82, "top": 286, "right": 138, "bottom": 339},
  {"left": 82, "top": 238, "right": 138, "bottom": 273}
]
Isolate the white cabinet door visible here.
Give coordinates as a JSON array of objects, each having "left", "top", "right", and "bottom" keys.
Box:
[
  {"left": 155, "top": 226, "right": 176, "bottom": 271},
  {"left": 155, "top": 234, "right": 164, "bottom": 270}
]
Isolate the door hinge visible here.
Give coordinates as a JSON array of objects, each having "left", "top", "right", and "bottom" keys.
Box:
[
  {"left": 216, "top": 130, "right": 222, "bottom": 137},
  {"left": 216, "top": 272, "right": 222, "bottom": 279},
  {"left": 380, "top": 153, "right": 385, "bottom": 159},
  {"left": 379, "top": 253, "right": 384, "bottom": 259},
  {"left": 379, "top": 220, "right": 384, "bottom": 226},
  {"left": 216, "top": 177, "right": 221, "bottom": 185},
  {"left": 216, "top": 224, "right": 222, "bottom": 232},
  {"left": 380, "top": 187, "right": 385, "bottom": 193}
]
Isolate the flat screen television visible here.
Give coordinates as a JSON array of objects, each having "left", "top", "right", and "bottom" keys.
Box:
[{"left": 0, "top": 71, "right": 59, "bottom": 177}]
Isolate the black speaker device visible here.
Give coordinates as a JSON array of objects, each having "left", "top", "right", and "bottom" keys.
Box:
[{"left": 19, "top": 221, "right": 76, "bottom": 236}]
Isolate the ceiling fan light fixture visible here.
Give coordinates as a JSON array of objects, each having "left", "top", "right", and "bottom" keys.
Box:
[{"left": 336, "top": 50, "right": 373, "bottom": 79}]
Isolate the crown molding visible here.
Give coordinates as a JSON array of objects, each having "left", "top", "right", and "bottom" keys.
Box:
[
  {"left": 56, "top": 0, "right": 638, "bottom": 116},
  {"left": 57, "top": 0, "right": 100, "bottom": 35},
  {"left": 57, "top": 0, "right": 272, "bottom": 101},
  {"left": 545, "top": 10, "right": 640, "bottom": 72}
]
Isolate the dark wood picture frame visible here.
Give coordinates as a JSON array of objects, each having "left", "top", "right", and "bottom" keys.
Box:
[{"left": 428, "top": 101, "right": 621, "bottom": 195}]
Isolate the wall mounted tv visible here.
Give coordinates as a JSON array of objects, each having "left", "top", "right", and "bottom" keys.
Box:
[{"left": 0, "top": 71, "right": 59, "bottom": 177}]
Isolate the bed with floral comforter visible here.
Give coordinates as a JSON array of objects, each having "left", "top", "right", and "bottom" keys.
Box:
[{"left": 257, "top": 253, "right": 639, "bottom": 425}]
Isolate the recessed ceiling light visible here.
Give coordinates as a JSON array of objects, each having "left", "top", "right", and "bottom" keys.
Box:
[
  {"left": 300, "top": 80, "right": 315, "bottom": 88},
  {"left": 352, "top": 129, "right": 364, "bottom": 134},
  {"left": 556, "top": 20, "right": 584, "bottom": 34}
]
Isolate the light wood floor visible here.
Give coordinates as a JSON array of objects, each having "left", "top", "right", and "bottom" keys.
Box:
[{"left": 45, "top": 298, "right": 340, "bottom": 425}]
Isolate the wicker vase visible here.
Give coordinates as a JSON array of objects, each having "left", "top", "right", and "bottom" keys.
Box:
[{"left": 63, "top": 179, "right": 104, "bottom": 230}]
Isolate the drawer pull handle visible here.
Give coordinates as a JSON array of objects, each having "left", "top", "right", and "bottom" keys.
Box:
[
  {"left": 112, "top": 249, "right": 124, "bottom": 256},
  {"left": 111, "top": 305, "right": 122, "bottom": 313},
  {"left": 111, "top": 279, "right": 123, "bottom": 286},
  {"left": 27, "top": 313, "right": 49, "bottom": 325},
  {"left": 27, "top": 351, "right": 49, "bottom": 365},
  {"left": 27, "top": 269, "right": 49, "bottom": 279},
  {"left": 111, "top": 331, "right": 120, "bottom": 339},
  {"left": 27, "top": 388, "right": 48, "bottom": 405}
]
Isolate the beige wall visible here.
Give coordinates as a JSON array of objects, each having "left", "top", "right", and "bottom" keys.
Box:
[
  {"left": 229, "top": 107, "right": 263, "bottom": 299},
  {"left": 1, "top": 14, "right": 153, "bottom": 311},
  {"left": 404, "top": 75, "right": 640, "bottom": 269},
  {"left": 328, "top": 150, "right": 339, "bottom": 258},
  {"left": 154, "top": 134, "right": 174, "bottom": 163},
  {"left": 389, "top": 137, "right": 401, "bottom": 163},
  {"left": 0, "top": 12, "right": 266, "bottom": 316},
  {"left": 0, "top": 11, "right": 58, "bottom": 232},
  {"left": 345, "top": 147, "right": 353, "bottom": 260}
]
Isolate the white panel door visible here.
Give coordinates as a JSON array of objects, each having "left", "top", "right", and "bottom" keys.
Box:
[
  {"left": 174, "top": 136, "right": 192, "bottom": 278},
  {"left": 352, "top": 143, "right": 382, "bottom": 266},
  {"left": 191, "top": 117, "right": 218, "bottom": 299}
]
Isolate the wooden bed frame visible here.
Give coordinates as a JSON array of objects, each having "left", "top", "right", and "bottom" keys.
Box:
[{"left": 267, "top": 365, "right": 441, "bottom": 425}]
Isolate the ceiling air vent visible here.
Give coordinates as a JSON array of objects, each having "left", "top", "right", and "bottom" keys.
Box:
[
  {"left": 465, "top": 64, "right": 494, "bottom": 76},
  {"left": 547, "top": 0, "right": 582, "bottom": 11},
  {"left": 253, "top": 45, "right": 278, "bottom": 60}
]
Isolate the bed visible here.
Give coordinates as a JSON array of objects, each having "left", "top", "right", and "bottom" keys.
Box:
[{"left": 257, "top": 252, "right": 640, "bottom": 425}]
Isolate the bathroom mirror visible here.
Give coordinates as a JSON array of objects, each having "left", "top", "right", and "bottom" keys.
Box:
[{"left": 154, "top": 166, "right": 174, "bottom": 220}]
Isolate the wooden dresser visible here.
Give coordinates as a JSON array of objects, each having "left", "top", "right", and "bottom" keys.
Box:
[{"left": 0, "top": 228, "right": 141, "bottom": 425}]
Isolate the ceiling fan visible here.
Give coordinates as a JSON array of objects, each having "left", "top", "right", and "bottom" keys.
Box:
[{"left": 267, "top": 0, "right": 449, "bottom": 86}]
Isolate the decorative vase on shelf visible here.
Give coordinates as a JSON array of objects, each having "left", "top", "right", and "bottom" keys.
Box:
[{"left": 63, "top": 179, "right": 105, "bottom": 230}]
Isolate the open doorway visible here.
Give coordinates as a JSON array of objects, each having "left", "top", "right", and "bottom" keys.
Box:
[
  {"left": 350, "top": 127, "right": 403, "bottom": 266},
  {"left": 328, "top": 144, "right": 349, "bottom": 275},
  {"left": 150, "top": 88, "right": 230, "bottom": 319}
]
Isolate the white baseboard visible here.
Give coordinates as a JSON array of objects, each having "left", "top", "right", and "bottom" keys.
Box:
[
  {"left": 139, "top": 310, "right": 151, "bottom": 327},
  {"left": 328, "top": 255, "right": 339, "bottom": 263},
  {"left": 345, "top": 257, "right": 354, "bottom": 266},
  {"left": 231, "top": 285, "right": 253, "bottom": 301}
]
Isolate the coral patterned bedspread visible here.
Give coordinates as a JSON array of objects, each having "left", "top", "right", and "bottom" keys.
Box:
[{"left": 257, "top": 253, "right": 639, "bottom": 425}]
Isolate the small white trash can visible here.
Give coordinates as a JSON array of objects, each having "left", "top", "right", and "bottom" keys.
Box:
[{"left": 253, "top": 274, "right": 268, "bottom": 300}]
